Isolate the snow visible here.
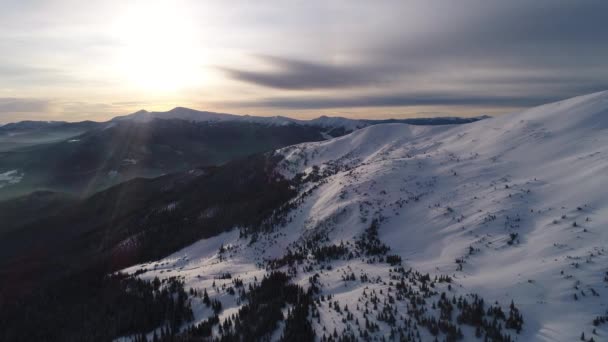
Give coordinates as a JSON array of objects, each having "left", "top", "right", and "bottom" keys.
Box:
[
  {"left": 121, "top": 91, "right": 608, "bottom": 341},
  {"left": 122, "top": 158, "right": 137, "bottom": 165},
  {"left": 112, "top": 107, "right": 368, "bottom": 132},
  {"left": 306, "top": 115, "right": 368, "bottom": 131},
  {"left": 0, "top": 169, "right": 23, "bottom": 188}
]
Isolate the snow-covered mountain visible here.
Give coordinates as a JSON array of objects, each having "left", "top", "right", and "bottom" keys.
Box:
[
  {"left": 122, "top": 91, "right": 608, "bottom": 341},
  {"left": 111, "top": 107, "right": 486, "bottom": 134},
  {"left": 112, "top": 107, "right": 368, "bottom": 131}
]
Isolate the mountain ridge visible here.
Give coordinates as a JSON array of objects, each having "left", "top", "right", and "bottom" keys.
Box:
[
  {"left": 2, "top": 92, "right": 606, "bottom": 341},
  {"left": 119, "top": 90, "right": 608, "bottom": 341},
  {"left": 111, "top": 106, "right": 487, "bottom": 131}
]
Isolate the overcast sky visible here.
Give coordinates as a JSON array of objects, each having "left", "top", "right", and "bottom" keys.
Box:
[{"left": 1, "top": 0, "right": 607, "bottom": 123}]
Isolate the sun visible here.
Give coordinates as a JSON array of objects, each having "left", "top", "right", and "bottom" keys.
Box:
[{"left": 112, "top": 1, "right": 206, "bottom": 93}]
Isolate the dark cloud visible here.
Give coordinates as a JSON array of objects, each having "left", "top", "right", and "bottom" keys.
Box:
[
  {"left": 221, "top": 56, "right": 402, "bottom": 90},
  {"left": 0, "top": 98, "right": 50, "bottom": 113},
  {"left": 222, "top": 1, "right": 608, "bottom": 110},
  {"left": 232, "top": 92, "right": 567, "bottom": 110},
  {"left": 363, "top": 1, "right": 608, "bottom": 69}
]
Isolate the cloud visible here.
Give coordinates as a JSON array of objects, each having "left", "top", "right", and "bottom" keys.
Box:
[
  {"left": 230, "top": 92, "right": 566, "bottom": 110},
  {"left": 366, "top": 1, "right": 608, "bottom": 68},
  {"left": 221, "top": 1, "right": 608, "bottom": 109},
  {"left": 111, "top": 101, "right": 151, "bottom": 106},
  {"left": 221, "top": 56, "right": 402, "bottom": 90},
  {"left": 0, "top": 99, "right": 132, "bottom": 123},
  {"left": 0, "top": 65, "right": 60, "bottom": 78},
  {"left": 0, "top": 65, "right": 74, "bottom": 87},
  {"left": 1, "top": 1, "right": 608, "bottom": 117},
  {"left": 0, "top": 98, "right": 50, "bottom": 113}
]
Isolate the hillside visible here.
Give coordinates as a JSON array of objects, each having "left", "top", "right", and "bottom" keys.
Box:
[
  {"left": 120, "top": 91, "right": 608, "bottom": 341},
  {"left": 0, "top": 120, "right": 326, "bottom": 199},
  {"left": 0, "top": 153, "right": 301, "bottom": 342},
  {"left": 0, "top": 120, "right": 99, "bottom": 152}
]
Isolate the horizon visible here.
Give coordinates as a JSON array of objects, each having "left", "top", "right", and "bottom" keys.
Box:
[
  {"left": 1, "top": 104, "right": 497, "bottom": 125},
  {"left": 1, "top": 1, "right": 608, "bottom": 123},
  {"left": 4, "top": 89, "right": 606, "bottom": 126}
]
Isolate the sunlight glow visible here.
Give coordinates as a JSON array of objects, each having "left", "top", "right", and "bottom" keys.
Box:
[{"left": 113, "top": 1, "right": 207, "bottom": 92}]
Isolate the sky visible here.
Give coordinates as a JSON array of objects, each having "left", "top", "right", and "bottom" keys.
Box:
[{"left": 1, "top": 0, "right": 607, "bottom": 123}]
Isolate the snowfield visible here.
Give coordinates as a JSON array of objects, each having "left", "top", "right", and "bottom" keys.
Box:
[{"left": 123, "top": 91, "right": 608, "bottom": 341}]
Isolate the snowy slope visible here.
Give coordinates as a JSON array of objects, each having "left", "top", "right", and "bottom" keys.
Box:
[{"left": 122, "top": 91, "right": 608, "bottom": 341}]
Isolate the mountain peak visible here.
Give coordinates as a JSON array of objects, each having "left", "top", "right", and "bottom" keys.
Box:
[{"left": 168, "top": 106, "right": 195, "bottom": 113}]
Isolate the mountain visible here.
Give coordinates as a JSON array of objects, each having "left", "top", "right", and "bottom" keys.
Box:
[
  {"left": 0, "top": 151, "right": 305, "bottom": 341},
  {"left": 112, "top": 107, "right": 486, "bottom": 133},
  {"left": 361, "top": 115, "right": 490, "bottom": 126},
  {"left": 0, "top": 190, "right": 76, "bottom": 235},
  {"left": 0, "top": 120, "right": 327, "bottom": 199},
  {"left": 113, "top": 108, "right": 247, "bottom": 123},
  {"left": 112, "top": 107, "right": 368, "bottom": 131},
  {"left": 4, "top": 91, "right": 602, "bottom": 341},
  {"left": 0, "top": 109, "right": 485, "bottom": 201},
  {"left": 0, "top": 120, "right": 100, "bottom": 152},
  {"left": 109, "top": 91, "right": 605, "bottom": 341}
]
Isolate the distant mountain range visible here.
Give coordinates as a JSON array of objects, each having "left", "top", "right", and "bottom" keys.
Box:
[
  {"left": 112, "top": 106, "right": 487, "bottom": 131},
  {"left": 0, "top": 109, "right": 485, "bottom": 199},
  {"left": 0, "top": 120, "right": 327, "bottom": 199}
]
